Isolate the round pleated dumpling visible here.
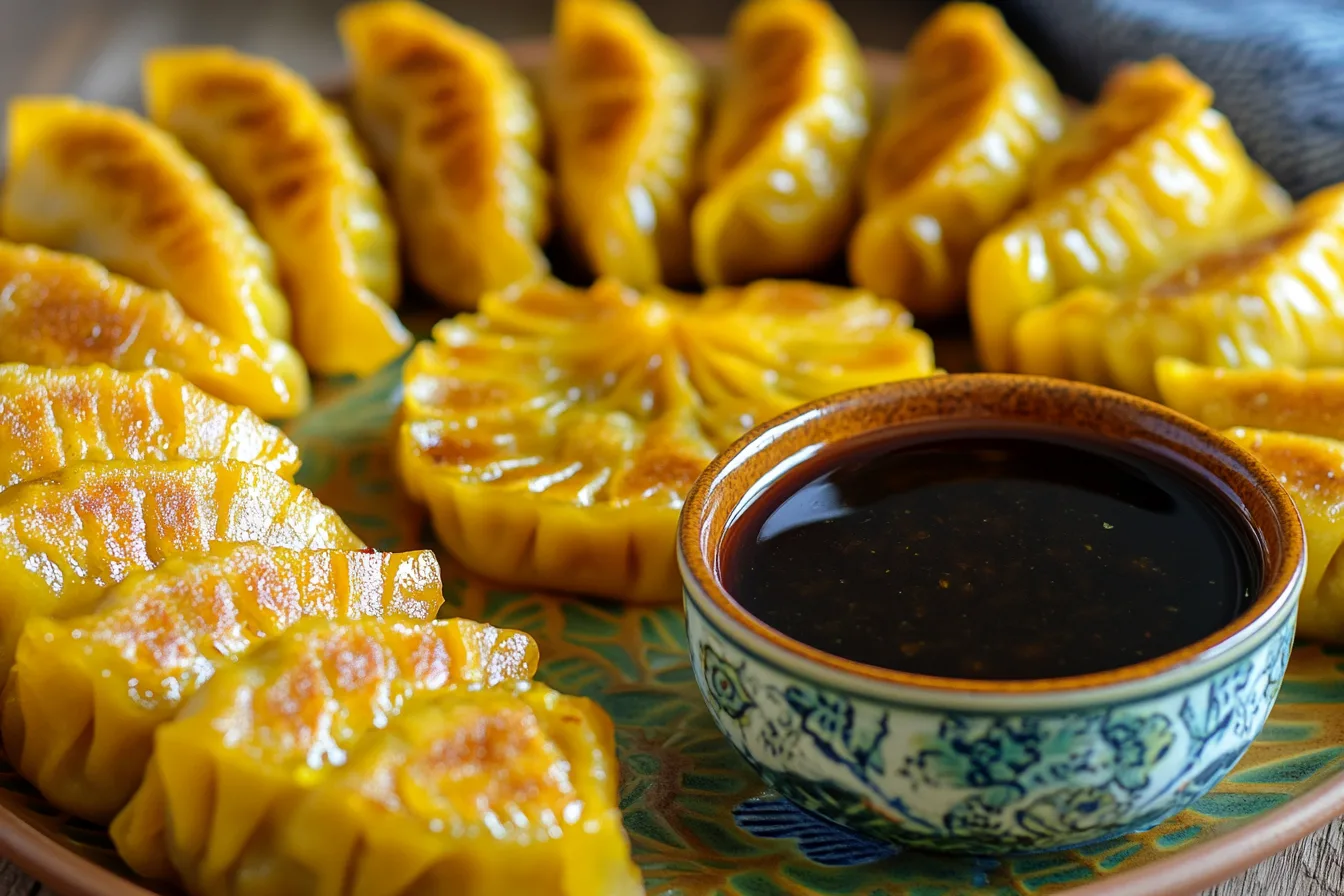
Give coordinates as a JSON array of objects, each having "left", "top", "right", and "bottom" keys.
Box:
[
  {"left": 0, "top": 459, "right": 362, "bottom": 675},
  {"left": 849, "top": 2, "right": 1065, "bottom": 318},
  {"left": 1155, "top": 359, "right": 1344, "bottom": 440},
  {"left": 0, "top": 364, "right": 300, "bottom": 491},
  {"left": 693, "top": 0, "right": 869, "bottom": 286},
  {"left": 339, "top": 0, "right": 551, "bottom": 309},
  {"left": 548, "top": 0, "right": 705, "bottom": 288},
  {"left": 0, "top": 242, "right": 311, "bottom": 419},
  {"left": 969, "top": 57, "right": 1292, "bottom": 371},
  {"left": 144, "top": 48, "right": 411, "bottom": 376},
  {"left": 3, "top": 543, "right": 442, "bottom": 822},
  {"left": 2, "top": 97, "right": 292, "bottom": 346},
  {"left": 397, "top": 277, "right": 935, "bottom": 603},
  {"left": 111, "top": 616, "right": 539, "bottom": 892}
]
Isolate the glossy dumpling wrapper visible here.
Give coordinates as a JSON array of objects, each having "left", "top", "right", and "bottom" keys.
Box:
[
  {"left": 279, "top": 680, "right": 641, "bottom": 896},
  {"left": 144, "top": 48, "right": 412, "bottom": 376},
  {"left": 2, "top": 97, "right": 291, "bottom": 346},
  {"left": 111, "top": 616, "right": 540, "bottom": 891},
  {"left": 0, "top": 459, "right": 362, "bottom": 676},
  {"left": 339, "top": 0, "right": 551, "bottom": 309},
  {"left": 3, "top": 543, "right": 442, "bottom": 823},
  {"left": 969, "top": 57, "right": 1292, "bottom": 372},
  {"left": 398, "top": 277, "right": 935, "bottom": 602},
  {"left": 1013, "top": 183, "right": 1344, "bottom": 397},
  {"left": 0, "top": 242, "right": 310, "bottom": 419},
  {"left": 549, "top": 0, "right": 705, "bottom": 288},
  {"left": 1156, "top": 359, "right": 1344, "bottom": 439},
  {"left": 693, "top": 0, "right": 869, "bottom": 286},
  {"left": 0, "top": 364, "right": 300, "bottom": 492},
  {"left": 849, "top": 2, "right": 1065, "bottom": 318},
  {"left": 1224, "top": 428, "right": 1344, "bottom": 643}
]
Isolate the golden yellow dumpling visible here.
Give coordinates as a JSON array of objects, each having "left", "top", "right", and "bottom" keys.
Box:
[
  {"left": 112, "top": 616, "right": 539, "bottom": 891},
  {"left": 1156, "top": 359, "right": 1344, "bottom": 439},
  {"left": 3, "top": 543, "right": 442, "bottom": 822},
  {"left": 2, "top": 97, "right": 291, "bottom": 346},
  {"left": 339, "top": 0, "right": 551, "bottom": 309},
  {"left": 849, "top": 2, "right": 1064, "bottom": 318},
  {"left": 280, "top": 681, "right": 641, "bottom": 896},
  {"left": 1014, "top": 183, "right": 1344, "bottom": 396},
  {"left": 0, "top": 242, "right": 309, "bottom": 419},
  {"left": 0, "top": 364, "right": 300, "bottom": 492},
  {"left": 694, "top": 0, "right": 868, "bottom": 285},
  {"left": 0, "top": 459, "right": 362, "bottom": 675},
  {"left": 970, "top": 57, "right": 1291, "bottom": 371},
  {"left": 144, "top": 48, "right": 411, "bottom": 377},
  {"left": 398, "top": 277, "right": 935, "bottom": 602},
  {"left": 549, "top": 0, "right": 704, "bottom": 288}
]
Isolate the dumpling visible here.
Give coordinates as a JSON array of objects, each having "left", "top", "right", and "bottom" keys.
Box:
[
  {"left": 549, "top": 0, "right": 705, "bottom": 288},
  {"left": 1156, "top": 359, "right": 1344, "bottom": 439},
  {"left": 693, "top": 0, "right": 868, "bottom": 286},
  {"left": 0, "top": 364, "right": 300, "bottom": 492},
  {"left": 3, "top": 543, "right": 442, "bottom": 823},
  {"left": 1224, "top": 428, "right": 1344, "bottom": 642},
  {"left": 0, "top": 459, "right": 362, "bottom": 675},
  {"left": 339, "top": 0, "right": 551, "bottom": 309},
  {"left": 280, "top": 681, "right": 641, "bottom": 896},
  {"left": 0, "top": 241, "right": 309, "bottom": 419},
  {"left": 969, "top": 57, "right": 1291, "bottom": 371},
  {"left": 143, "top": 48, "right": 412, "bottom": 376},
  {"left": 2, "top": 97, "right": 291, "bottom": 346},
  {"left": 849, "top": 3, "right": 1063, "bottom": 318},
  {"left": 398, "top": 277, "right": 935, "bottom": 602},
  {"left": 111, "top": 615, "right": 540, "bottom": 891},
  {"left": 1014, "top": 183, "right": 1344, "bottom": 397}
]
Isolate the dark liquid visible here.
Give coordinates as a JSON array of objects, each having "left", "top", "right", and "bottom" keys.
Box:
[{"left": 723, "top": 426, "right": 1260, "bottom": 680}]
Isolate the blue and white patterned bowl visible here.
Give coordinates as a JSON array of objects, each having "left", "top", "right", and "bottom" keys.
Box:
[{"left": 678, "top": 374, "right": 1307, "bottom": 855}]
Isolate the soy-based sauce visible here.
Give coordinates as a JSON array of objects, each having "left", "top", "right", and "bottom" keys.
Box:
[{"left": 723, "top": 425, "right": 1260, "bottom": 681}]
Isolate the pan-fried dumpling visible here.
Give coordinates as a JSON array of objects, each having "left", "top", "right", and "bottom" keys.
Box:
[
  {"left": 280, "top": 680, "right": 641, "bottom": 896},
  {"left": 398, "top": 277, "right": 935, "bottom": 602},
  {"left": 1156, "top": 359, "right": 1344, "bottom": 439},
  {"left": 849, "top": 2, "right": 1064, "bottom": 318},
  {"left": 339, "top": 0, "right": 551, "bottom": 309},
  {"left": 693, "top": 0, "right": 868, "bottom": 285},
  {"left": 0, "top": 364, "right": 300, "bottom": 492},
  {"left": 144, "top": 48, "right": 411, "bottom": 376},
  {"left": 3, "top": 543, "right": 442, "bottom": 823},
  {"left": 1013, "top": 183, "right": 1344, "bottom": 396},
  {"left": 0, "top": 242, "right": 310, "bottom": 419},
  {"left": 111, "top": 616, "right": 540, "bottom": 890},
  {"left": 0, "top": 459, "right": 362, "bottom": 675},
  {"left": 2, "top": 97, "right": 291, "bottom": 346},
  {"left": 969, "top": 58, "right": 1291, "bottom": 371},
  {"left": 549, "top": 0, "right": 704, "bottom": 288},
  {"left": 1224, "top": 428, "right": 1344, "bottom": 642}
]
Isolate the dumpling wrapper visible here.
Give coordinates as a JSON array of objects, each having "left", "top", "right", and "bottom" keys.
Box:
[
  {"left": 112, "top": 616, "right": 539, "bottom": 893},
  {"left": 0, "top": 459, "right": 362, "bottom": 675},
  {"left": 3, "top": 543, "right": 442, "bottom": 823},
  {"left": 144, "top": 48, "right": 412, "bottom": 376},
  {"left": 0, "top": 364, "right": 300, "bottom": 492},
  {"left": 0, "top": 241, "right": 310, "bottom": 420},
  {"left": 2, "top": 97, "right": 291, "bottom": 346},
  {"left": 1156, "top": 359, "right": 1344, "bottom": 439}
]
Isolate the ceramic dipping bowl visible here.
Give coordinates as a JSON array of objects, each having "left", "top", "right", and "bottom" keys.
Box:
[{"left": 678, "top": 373, "right": 1306, "bottom": 855}]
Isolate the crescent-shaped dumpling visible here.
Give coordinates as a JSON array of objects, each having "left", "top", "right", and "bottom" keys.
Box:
[
  {"left": 143, "top": 48, "right": 411, "bottom": 376},
  {"left": 2, "top": 97, "right": 292, "bottom": 346},
  {"left": 1156, "top": 359, "right": 1344, "bottom": 440},
  {"left": 0, "top": 241, "right": 310, "bottom": 419},
  {"left": 693, "top": 0, "right": 869, "bottom": 286},
  {"left": 549, "top": 0, "right": 705, "bottom": 288},
  {"left": 3, "top": 543, "right": 442, "bottom": 822},
  {"left": 339, "top": 0, "right": 552, "bottom": 309}
]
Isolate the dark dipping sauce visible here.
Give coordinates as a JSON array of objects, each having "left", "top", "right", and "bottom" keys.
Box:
[{"left": 723, "top": 425, "right": 1261, "bottom": 681}]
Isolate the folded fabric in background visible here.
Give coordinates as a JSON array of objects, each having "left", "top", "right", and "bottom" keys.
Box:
[{"left": 996, "top": 0, "right": 1344, "bottom": 198}]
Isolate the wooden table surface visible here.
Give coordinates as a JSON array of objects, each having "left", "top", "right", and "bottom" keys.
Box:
[{"left": 0, "top": 0, "right": 1340, "bottom": 893}]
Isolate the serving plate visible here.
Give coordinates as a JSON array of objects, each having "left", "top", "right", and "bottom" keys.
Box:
[{"left": 0, "top": 39, "right": 1341, "bottom": 896}]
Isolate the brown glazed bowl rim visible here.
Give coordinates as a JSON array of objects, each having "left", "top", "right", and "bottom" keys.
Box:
[{"left": 678, "top": 373, "right": 1306, "bottom": 710}]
